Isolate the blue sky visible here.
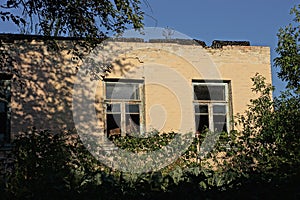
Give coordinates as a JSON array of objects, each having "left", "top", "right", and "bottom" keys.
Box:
[
  {"left": 1, "top": 0, "right": 298, "bottom": 96},
  {"left": 141, "top": 0, "right": 299, "bottom": 97}
]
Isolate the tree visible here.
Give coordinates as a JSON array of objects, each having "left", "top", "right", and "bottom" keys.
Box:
[
  {"left": 0, "top": 0, "right": 144, "bottom": 39},
  {"left": 274, "top": 4, "right": 300, "bottom": 93},
  {"left": 0, "top": 0, "right": 146, "bottom": 98}
]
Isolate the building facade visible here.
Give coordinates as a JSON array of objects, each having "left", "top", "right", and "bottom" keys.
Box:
[{"left": 0, "top": 34, "right": 272, "bottom": 143}]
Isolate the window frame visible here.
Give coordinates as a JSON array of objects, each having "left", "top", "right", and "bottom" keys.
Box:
[
  {"left": 193, "top": 81, "right": 230, "bottom": 133},
  {"left": 104, "top": 79, "right": 145, "bottom": 137}
]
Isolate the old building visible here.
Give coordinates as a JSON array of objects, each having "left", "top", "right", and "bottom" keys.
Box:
[{"left": 0, "top": 34, "right": 272, "bottom": 144}]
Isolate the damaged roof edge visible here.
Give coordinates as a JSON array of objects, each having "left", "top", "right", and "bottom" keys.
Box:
[
  {"left": 0, "top": 33, "right": 251, "bottom": 48},
  {"left": 211, "top": 40, "right": 250, "bottom": 48}
]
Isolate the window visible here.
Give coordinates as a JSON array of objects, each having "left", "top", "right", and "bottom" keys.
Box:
[
  {"left": 104, "top": 79, "right": 144, "bottom": 138},
  {"left": 0, "top": 73, "right": 12, "bottom": 143},
  {"left": 193, "top": 81, "right": 229, "bottom": 133}
]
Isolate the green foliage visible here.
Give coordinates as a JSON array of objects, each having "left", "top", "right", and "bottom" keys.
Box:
[
  {"left": 193, "top": 74, "right": 300, "bottom": 198},
  {"left": 2, "top": 128, "right": 235, "bottom": 199},
  {"left": 6, "top": 128, "right": 71, "bottom": 199},
  {"left": 275, "top": 4, "right": 300, "bottom": 93},
  {"left": 2, "top": 74, "right": 300, "bottom": 199},
  {"left": 112, "top": 131, "right": 177, "bottom": 152},
  {"left": 228, "top": 74, "right": 300, "bottom": 188},
  {"left": 0, "top": 0, "right": 144, "bottom": 38}
]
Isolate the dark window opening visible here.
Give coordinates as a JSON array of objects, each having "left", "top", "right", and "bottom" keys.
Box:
[
  {"left": 194, "top": 85, "right": 225, "bottom": 101},
  {"left": 106, "top": 114, "right": 121, "bottom": 138},
  {"left": 0, "top": 102, "right": 7, "bottom": 140},
  {"left": 193, "top": 82, "right": 229, "bottom": 134},
  {"left": 195, "top": 115, "right": 209, "bottom": 132},
  {"left": 106, "top": 103, "right": 121, "bottom": 138},
  {"left": 0, "top": 75, "right": 11, "bottom": 144}
]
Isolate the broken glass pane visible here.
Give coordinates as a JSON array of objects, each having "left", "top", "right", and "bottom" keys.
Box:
[
  {"left": 106, "top": 113, "right": 121, "bottom": 137},
  {"left": 106, "top": 103, "right": 121, "bottom": 113},
  {"left": 195, "top": 114, "right": 209, "bottom": 132}
]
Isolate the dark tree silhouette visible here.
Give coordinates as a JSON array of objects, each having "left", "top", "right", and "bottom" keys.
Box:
[
  {"left": 0, "top": 0, "right": 145, "bottom": 39},
  {"left": 275, "top": 4, "right": 300, "bottom": 93}
]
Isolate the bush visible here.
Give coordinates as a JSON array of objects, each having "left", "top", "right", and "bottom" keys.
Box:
[
  {"left": 3, "top": 127, "right": 235, "bottom": 199},
  {"left": 3, "top": 74, "right": 300, "bottom": 199}
]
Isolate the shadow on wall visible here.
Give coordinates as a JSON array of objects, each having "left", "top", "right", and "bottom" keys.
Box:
[
  {"left": 8, "top": 37, "right": 81, "bottom": 136},
  {"left": 1, "top": 35, "right": 244, "bottom": 138},
  {"left": 0, "top": 36, "right": 78, "bottom": 136},
  {"left": 0, "top": 35, "right": 140, "bottom": 138}
]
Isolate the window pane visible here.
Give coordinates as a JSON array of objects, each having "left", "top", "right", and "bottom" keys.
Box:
[
  {"left": 213, "top": 115, "right": 227, "bottom": 132},
  {"left": 194, "top": 104, "right": 208, "bottom": 114},
  {"left": 214, "top": 122, "right": 227, "bottom": 132},
  {"left": 106, "top": 82, "right": 140, "bottom": 100},
  {"left": 106, "top": 114, "right": 121, "bottom": 137},
  {"left": 126, "top": 114, "right": 140, "bottom": 134},
  {"left": 106, "top": 103, "right": 121, "bottom": 113},
  {"left": 213, "top": 115, "right": 226, "bottom": 123},
  {"left": 194, "top": 85, "right": 225, "bottom": 101},
  {"left": 195, "top": 114, "right": 209, "bottom": 132},
  {"left": 126, "top": 104, "right": 139, "bottom": 113},
  {"left": 194, "top": 85, "right": 209, "bottom": 100},
  {"left": 213, "top": 105, "right": 226, "bottom": 114}
]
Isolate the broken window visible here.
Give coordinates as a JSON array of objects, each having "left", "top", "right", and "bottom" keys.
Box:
[
  {"left": 105, "top": 80, "right": 143, "bottom": 138},
  {"left": 193, "top": 82, "right": 229, "bottom": 133}
]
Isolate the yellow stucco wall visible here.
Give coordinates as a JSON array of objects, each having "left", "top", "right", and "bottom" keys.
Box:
[
  {"left": 0, "top": 36, "right": 271, "bottom": 137},
  {"left": 94, "top": 41, "right": 271, "bottom": 135}
]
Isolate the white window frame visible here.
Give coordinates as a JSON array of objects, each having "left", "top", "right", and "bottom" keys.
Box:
[
  {"left": 104, "top": 79, "right": 144, "bottom": 137},
  {"left": 193, "top": 81, "right": 230, "bottom": 133}
]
